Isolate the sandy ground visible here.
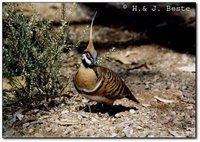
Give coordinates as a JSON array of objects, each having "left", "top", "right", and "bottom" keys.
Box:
[{"left": 3, "top": 3, "right": 196, "bottom": 138}]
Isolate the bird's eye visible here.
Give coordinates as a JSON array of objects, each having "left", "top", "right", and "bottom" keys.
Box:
[
  {"left": 85, "top": 53, "right": 93, "bottom": 61},
  {"left": 86, "top": 53, "right": 90, "bottom": 58}
]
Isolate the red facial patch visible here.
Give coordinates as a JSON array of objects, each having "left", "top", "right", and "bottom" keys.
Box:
[{"left": 86, "top": 53, "right": 93, "bottom": 62}]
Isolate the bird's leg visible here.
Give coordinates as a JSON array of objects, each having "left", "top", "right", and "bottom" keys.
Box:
[
  {"left": 87, "top": 103, "right": 92, "bottom": 115},
  {"left": 81, "top": 102, "right": 92, "bottom": 118},
  {"left": 85, "top": 104, "right": 92, "bottom": 118}
]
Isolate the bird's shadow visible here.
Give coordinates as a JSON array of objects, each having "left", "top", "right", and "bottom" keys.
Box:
[{"left": 83, "top": 103, "right": 138, "bottom": 116}]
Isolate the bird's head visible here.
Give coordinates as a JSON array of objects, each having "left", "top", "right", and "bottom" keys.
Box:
[{"left": 81, "top": 42, "right": 97, "bottom": 67}]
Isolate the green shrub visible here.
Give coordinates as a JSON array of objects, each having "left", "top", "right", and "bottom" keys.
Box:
[{"left": 3, "top": 3, "right": 75, "bottom": 108}]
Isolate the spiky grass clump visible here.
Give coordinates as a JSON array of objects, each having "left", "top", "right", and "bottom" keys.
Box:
[{"left": 3, "top": 3, "right": 75, "bottom": 108}]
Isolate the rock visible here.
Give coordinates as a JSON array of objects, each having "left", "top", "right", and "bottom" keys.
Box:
[
  {"left": 33, "top": 109, "right": 40, "bottom": 114},
  {"left": 22, "top": 122, "right": 30, "bottom": 128},
  {"left": 60, "top": 118, "right": 69, "bottom": 122},
  {"left": 52, "top": 128, "right": 58, "bottom": 133},
  {"left": 80, "top": 112, "right": 90, "bottom": 118},
  {"left": 34, "top": 133, "right": 44, "bottom": 137},
  {"left": 136, "top": 126, "right": 143, "bottom": 130},
  {"left": 91, "top": 117, "right": 99, "bottom": 123},
  {"left": 61, "top": 110, "right": 69, "bottom": 114},
  {"left": 129, "top": 109, "right": 136, "bottom": 114},
  {"left": 154, "top": 96, "right": 174, "bottom": 103},
  {"left": 64, "top": 129, "right": 71, "bottom": 135},
  {"left": 181, "top": 85, "right": 188, "bottom": 91},
  {"left": 49, "top": 109, "right": 54, "bottom": 113},
  {"left": 139, "top": 131, "right": 150, "bottom": 137},
  {"left": 16, "top": 113, "right": 24, "bottom": 121},
  {"left": 171, "top": 72, "right": 176, "bottom": 76},
  {"left": 168, "top": 129, "right": 185, "bottom": 137},
  {"left": 97, "top": 132, "right": 107, "bottom": 137},
  {"left": 177, "top": 65, "right": 195, "bottom": 72},
  {"left": 46, "top": 127, "right": 52, "bottom": 132},
  {"left": 123, "top": 127, "right": 133, "bottom": 137},
  {"left": 3, "top": 129, "right": 15, "bottom": 137},
  {"left": 170, "top": 111, "right": 176, "bottom": 116},
  {"left": 160, "top": 130, "right": 171, "bottom": 137},
  {"left": 115, "top": 111, "right": 129, "bottom": 118},
  {"left": 186, "top": 105, "right": 193, "bottom": 110},
  {"left": 111, "top": 133, "right": 118, "bottom": 137},
  {"left": 60, "top": 103, "right": 65, "bottom": 107},
  {"left": 148, "top": 134, "right": 155, "bottom": 137},
  {"left": 145, "top": 85, "right": 150, "bottom": 90},
  {"left": 115, "top": 113, "right": 121, "bottom": 118},
  {"left": 36, "top": 112, "right": 41, "bottom": 117},
  {"left": 28, "top": 128, "right": 34, "bottom": 133},
  {"left": 111, "top": 118, "right": 116, "bottom": 122},
  {"left": 162, "top": 116, "right": 172, "bottom": 124},
  {"left": 142, "top": 104, "right": 151, "bottom": 107},
  {"left": 79, "top": 128, "right": 95, "bottom": 136}
]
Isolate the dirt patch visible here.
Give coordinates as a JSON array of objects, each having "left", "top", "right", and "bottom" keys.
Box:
[{"left": 2, "top": 3, "right": 196, "bottom": 138}]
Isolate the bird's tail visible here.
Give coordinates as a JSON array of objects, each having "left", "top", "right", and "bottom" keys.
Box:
[{"left": 125, "top": 86, "right": 140, "bottom": 104}]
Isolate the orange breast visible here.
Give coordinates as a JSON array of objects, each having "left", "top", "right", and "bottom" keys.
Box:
[{"left": 74, "top": 64, "right": 98, "bottom": 90}]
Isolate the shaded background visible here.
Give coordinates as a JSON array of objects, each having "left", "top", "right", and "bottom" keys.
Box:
[
  {"left": 3, "top": 2, "right": 196, "bottom": 138},
  {"left": 80, "top": 3, "right": 196, "bottom": 54}
]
